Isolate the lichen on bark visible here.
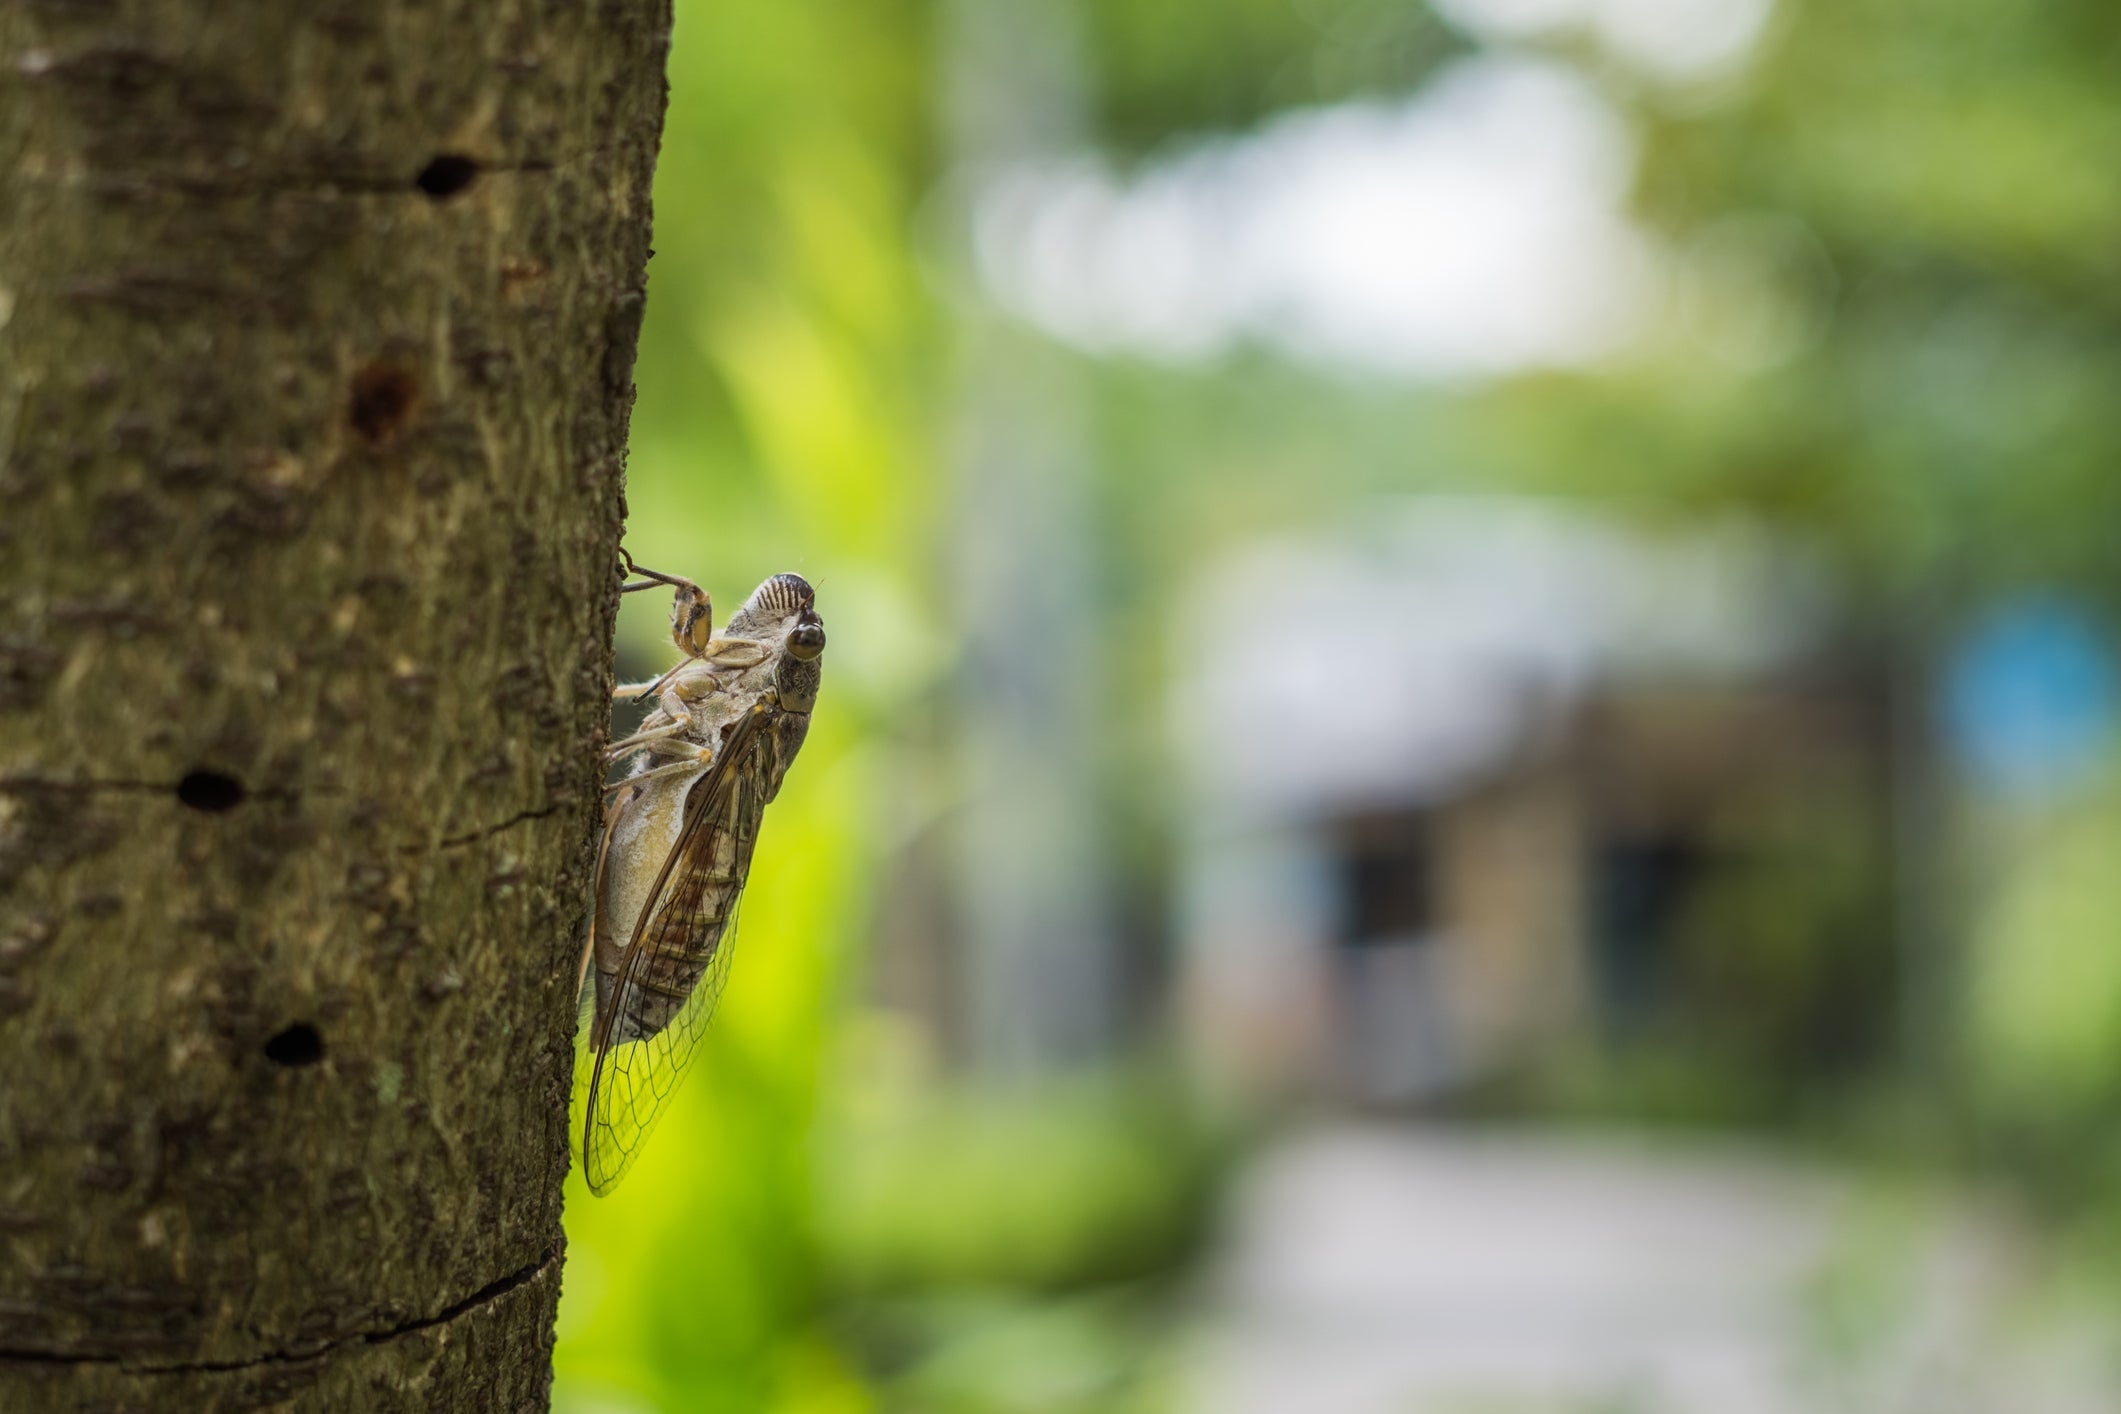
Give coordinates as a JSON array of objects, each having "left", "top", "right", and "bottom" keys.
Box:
[{"left": 0, "top": 1, "right": 672, "bottom": 1407}]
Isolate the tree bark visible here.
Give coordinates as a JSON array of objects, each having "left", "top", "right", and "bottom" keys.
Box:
[{"left": 0, "top": 2, "right": 670, "bottom": 1408}]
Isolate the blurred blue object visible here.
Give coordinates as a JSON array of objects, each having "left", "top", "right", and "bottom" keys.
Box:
[{"left": 1942, "top": 598, "right": 2119, "bottom": 799}]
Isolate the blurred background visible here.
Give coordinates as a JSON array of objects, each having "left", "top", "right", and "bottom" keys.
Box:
[{"left": 554, "top": 0, "right": 2121, "bottom": 1409}]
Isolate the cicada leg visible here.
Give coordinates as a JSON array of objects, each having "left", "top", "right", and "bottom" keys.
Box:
[
  {"left": 619, "top": 552, "right": 713, "bottom": 661},
  {"left": 603, "top": 716, "right": 691, "bottom": 762},
  {"left": 614, "top": 659, "right": 690, "bottom": 707},
  {"left": 601, "top": 749, "right": 711, "bottom": 797},
  {"left": 610, "top": 659, "right": 740, "bottom": 759}
]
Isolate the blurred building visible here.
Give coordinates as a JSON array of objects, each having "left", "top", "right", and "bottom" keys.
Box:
[{"left": 1171, "top": 498, "right": 1897, "bottom": 1105}]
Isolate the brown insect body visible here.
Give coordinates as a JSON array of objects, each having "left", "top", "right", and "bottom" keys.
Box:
[{"left": 578, "top": 567, "right": 824, "bottom": 1193}]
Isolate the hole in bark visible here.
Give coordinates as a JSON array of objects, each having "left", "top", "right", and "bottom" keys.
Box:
[
  {"left": 264, "top": 1023, "right": 325, "bottom": 1067},
  {"left": 415, "top": 153, "right": 480, "bottom": 198},
  {"left": 176, "top": 770, "right": 246, "bottom": 812},
  {"left": 347, "top": 362, "right": 420, "bottom": 446}
]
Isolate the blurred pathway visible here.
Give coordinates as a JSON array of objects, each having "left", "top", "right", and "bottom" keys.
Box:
[{"left": 1179, "top": 1126, "right": 2120, "bottom": 1414}]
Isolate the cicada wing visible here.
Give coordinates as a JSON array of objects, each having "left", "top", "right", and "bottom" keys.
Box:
[
  {"left": 573, "top": 893, "right": 744, "bottom": 1194},
  {"left": 577, "top": 707, "right": 773, "bottom": 1194}
]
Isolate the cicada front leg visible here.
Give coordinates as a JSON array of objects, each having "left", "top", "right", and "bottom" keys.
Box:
[
  {"left": 620, "top": 551, "right": 713, "bottom": 660},
  {"left": 610, "top": 552, "right": 717, "bottom": 748}
]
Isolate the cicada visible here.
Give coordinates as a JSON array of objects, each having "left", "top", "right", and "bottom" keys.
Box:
[{"left": 574, "top": 558, "right": 825, "bottom": 1193}]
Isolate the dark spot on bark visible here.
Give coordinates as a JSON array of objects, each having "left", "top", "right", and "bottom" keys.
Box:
[
  {"left": 347, "top": 361, "right": 419, "bottom": 446},
  {"left": 75, "top": 890, "right": 123, "bottom": 918},
  {"left": 0, "top": 637, "right": 61, "bottom": 713},
  {"left": 185, "top": 904, "right": 239, "bottom": 939},
  {"left": 177, "top": 769, "right": 246, "bottom": 812},
  {"left": 328, "top": 1168, "right": 370, "bottom": 1213},
  {"left": 77, "top": 1159, "right": 132, "bottom": 1191},
  {"left": 456, "top": 341, "right": 503, "bottom": 388},
  {"left": 111, "top": 409, "right": 157, "bottom": 449},
  {"left": 415, "top": 153, "right": 480, "bottom": 197},
  {"left": 414, "top": 461, "right": 456, "bottom": 498},
  {"left": 51, "top": 592, "right": 164, "bottom": 637},
  {"left": 264, "top": 1023, "right": 325, "bottom": 1067},
  {"left": 91, "top": 487, "right": 164, "bottom": 552},
  {"left": 154, "top": 449, "right": 220, "bottom": 490}
]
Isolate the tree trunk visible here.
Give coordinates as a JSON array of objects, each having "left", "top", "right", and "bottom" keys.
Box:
[{"left": 0, "top": 3, "right": 670, "bottom": 1408}]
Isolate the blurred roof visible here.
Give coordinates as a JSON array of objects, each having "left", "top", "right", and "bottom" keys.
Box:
[{"left": 1171, "top": 497, "right": 1829, "bottom": 817}]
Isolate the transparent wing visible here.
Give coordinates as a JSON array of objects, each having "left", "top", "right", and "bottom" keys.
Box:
[{"left": 577, "top": 706, "right": 773, "bottom": 1194}]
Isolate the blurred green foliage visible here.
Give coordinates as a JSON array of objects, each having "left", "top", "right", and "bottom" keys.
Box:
[
  {"left": 553, "top": 1, "right": 1220, "bottom": 1408},
  {"left": 1967, "top": 764, "right": 2121, "bottom": 1207},
  {"left": 1075, "top": 0, "right": 2121, "bottom": 609},
  {"left": 1083, "top": 0, "right": 1464, "bottom": 151},
  {"left": 1502, "top": 0, "right": 2121, "bottom": 601},
  {"left": 554, "top": 0, "right": 936, "bottom": 1405},
  {"left": 556, "top": 0, "right": 2121, "bottom": 1404},
  {"left": 820, "top": 1068, "right": 1223, "bottom": 1298}
]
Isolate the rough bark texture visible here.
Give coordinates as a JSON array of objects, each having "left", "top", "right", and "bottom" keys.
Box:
[{"left": 0, "top": 2, "right": 671, "bottom": 1408}]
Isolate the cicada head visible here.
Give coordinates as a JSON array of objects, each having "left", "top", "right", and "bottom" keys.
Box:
[
  {"left": 726, "top": 572, "right": 814, "bottom": 634},
  {"left": 726, "top": 573, "right": 824, "bottom": 713}
]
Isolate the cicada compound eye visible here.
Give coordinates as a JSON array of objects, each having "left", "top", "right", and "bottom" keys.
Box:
[{"left": 787, "top": 621, "right": 826, "bottom": 661}]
